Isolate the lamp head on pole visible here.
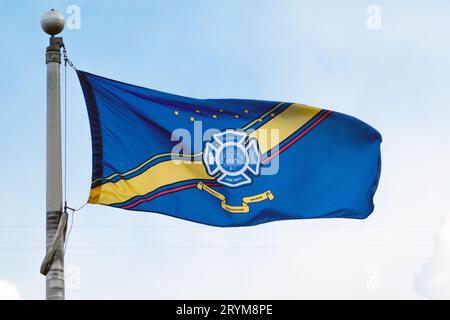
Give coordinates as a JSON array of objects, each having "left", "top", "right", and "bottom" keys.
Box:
[{"left": 41, "top": 9, "right": 65, "bottom": 36}]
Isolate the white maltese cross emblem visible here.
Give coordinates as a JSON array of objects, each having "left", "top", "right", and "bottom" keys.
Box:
[{"left": 203, "top": 130, "right": 261, "bottom": 188}]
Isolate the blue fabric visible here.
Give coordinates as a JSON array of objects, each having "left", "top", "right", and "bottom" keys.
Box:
[{"left": 77, "top": 70, "right": 382, "bottom": 227}]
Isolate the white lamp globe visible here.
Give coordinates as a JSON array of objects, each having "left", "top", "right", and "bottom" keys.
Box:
[{"left": 41, "top": 9, "right": 65, "bottom": 36}]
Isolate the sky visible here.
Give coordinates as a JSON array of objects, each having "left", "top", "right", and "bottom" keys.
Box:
[{"left": 0, "top": 0, "right": 450, "bottom": 299}]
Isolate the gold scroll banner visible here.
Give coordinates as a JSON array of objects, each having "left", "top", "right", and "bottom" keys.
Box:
[{"left": 196, "top": 182, "right": 274, "bottom": 213}]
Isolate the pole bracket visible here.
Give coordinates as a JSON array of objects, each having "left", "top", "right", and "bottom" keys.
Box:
[{"left": 45, "top": 37, "right": 63, "bottom": 64}]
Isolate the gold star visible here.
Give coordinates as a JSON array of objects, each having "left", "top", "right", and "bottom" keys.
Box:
[
  {"left": 258, "top": 118, "right": 263, "bottom": 122},
  {"left": 244, "top": 109, "right": 249, "bottom": 114},
  {"left": 195, "top": 109, "right": 201, "bottom": 114},
  {"left": 212, "top": 114, "right": 218, "bottom": 119},
  {"left": 174, "top": 110, "right": 179, "bottom": 116},
  {"left": 189, "top": 116, "right": 195, "bottom": 122}
]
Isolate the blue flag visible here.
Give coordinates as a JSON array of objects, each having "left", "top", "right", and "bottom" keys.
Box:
[{"left": 77, "top": 71, "right": 382, "bottom": 227}]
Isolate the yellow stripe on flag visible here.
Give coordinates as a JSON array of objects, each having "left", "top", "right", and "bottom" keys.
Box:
[
  {"left": 89, "top": 104, "right": 321, "bottom": 205},
  {"left": 249, "top": 104, "right": 321, "bottom": 154}
]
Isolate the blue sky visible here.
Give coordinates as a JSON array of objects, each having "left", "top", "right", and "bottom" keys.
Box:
[{"left": 1, "top": 0, "right": 450, "bottom": 299}]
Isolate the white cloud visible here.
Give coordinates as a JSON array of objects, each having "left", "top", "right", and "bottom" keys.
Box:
[
  {"left": 415, "top": 213, "right": 450, "bottom": 299},
  {"left": 0, "top": 280, "right": 22, "bottom": 300}
]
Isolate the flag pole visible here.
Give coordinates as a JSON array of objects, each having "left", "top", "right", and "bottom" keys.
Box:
[{"left": 41, "top": 9, "right": 66, "bottom": 300}]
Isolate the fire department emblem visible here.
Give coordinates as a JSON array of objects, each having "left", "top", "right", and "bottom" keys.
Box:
[{"left": 203, "top": 130, "right": 261, "bottom": 188}]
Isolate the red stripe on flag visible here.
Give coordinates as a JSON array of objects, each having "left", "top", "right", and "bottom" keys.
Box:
[
  {"left": 261, "top": 110, "right": 332, "bottom": 164},
  {"left": 122, "top": 182, "right": 220, "bottom": 209}
]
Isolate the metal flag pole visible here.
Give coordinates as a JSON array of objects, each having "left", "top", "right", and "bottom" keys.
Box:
[{"left": 41, "top": 9, "right": 66, "bottom": 300}]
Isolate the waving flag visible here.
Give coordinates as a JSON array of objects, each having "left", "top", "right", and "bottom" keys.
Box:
[{"left": 77, "top": 71, "right": 382, "bottom": 227}]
